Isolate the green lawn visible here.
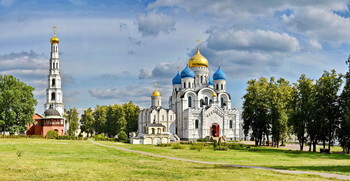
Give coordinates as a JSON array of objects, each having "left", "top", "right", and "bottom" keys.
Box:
[
  {"left": 100, "top": 141, "right": 350, "bottom": 176},
  {"left": 0, "top": 139, "right": 342, "bottom": 180}
]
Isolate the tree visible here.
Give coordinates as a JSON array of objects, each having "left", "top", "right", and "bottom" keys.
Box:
[
  {"left": 0, "top": 75, "right": 37, "bottom": 135},
  {"left": 93, "top": 105, "right": 107, "bottom": 134},
  {"left": 242, "top": 77, "right": 270, "bottom": 145},
  {"left": 339, "top": 56, "right": 350, "bottom": 154},
  {"left": 65, "top": 108, "right": 79, "bottom": 136},
  {"left": 123, "top": 101, "right": 140, "bottom": 134},
  {"left": 80, "top": 108, "right": 94, "bottom": 137},
  {"left": 269, "top": 78, "right": 293, "bottom": 148},
  {"left": 289, "top": 74, "right": 315, "bottom": 151},
  {"left": 315, "top": 70, "right": 342, "bottom": 152}
]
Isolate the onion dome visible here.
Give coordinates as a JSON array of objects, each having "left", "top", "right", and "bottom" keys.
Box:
[
  {"left": 188, "top": 49, "right": 209, "bottom": 68},
  {"left": 152, "top": 90, "right": 161, "bottom": 97},
  {"left": 50, "top": 35, "right": 60, "bottom": 44},
  {"left": 172, "top": 72, "right": 181, "bottom": 85},
  {"left": 44, "top": 108, "right": 61, "bottom": 117},
  {"left": 213, "top": 66, "right": 226, "bottom": 80},
  {"left": 209, "top": 76, "right": 214, "bottom": 86},
  {"left": 212, "top": 92, "right": 217, "bottom": 97},
  {"left": 180, "top": 65, "right": 195, "bottom": 78}
]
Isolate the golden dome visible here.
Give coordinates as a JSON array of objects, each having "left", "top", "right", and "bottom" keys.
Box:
[
  {"left": 188, "top": 49, "right": 208, "bottom": 68},
  {"left": 152, "top": 90, "right": 161, "bottom": 97},
  {"left": 212, "top": 92, "right": 217, "bottom": 97},
  {"left": 50, "top": 35, "right": 60, "bottom": 44}
]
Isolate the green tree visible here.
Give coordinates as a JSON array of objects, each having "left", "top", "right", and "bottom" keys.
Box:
[
  {"left": 65, "top": 108, "right": 79, "bottom": 136},
  {"left": 80, "top": 108, "right": 94, "bottom": 137},
  {"left": 93, "top": 105, "right": 107, "bottom": 134},
  {"left": 242, "top": 77, "right": 270, "bottom": 145},
  {"left": 123, "top": 101, "right": 140, "bottom": 134},
  {"left": 0, "top": 75, "right": 37, "bottom": 135},
  {"left": 315, "top": 70, "right": 342, "bottom": 152},
  {"left": 289, "top": 74, "right": 315, "bottom": 151},
  {"left": 339, "top": 56, "right": 350, "bottom": 154},
  {"left": 269, "top": 78, "right": 293, "bottom": 147}
]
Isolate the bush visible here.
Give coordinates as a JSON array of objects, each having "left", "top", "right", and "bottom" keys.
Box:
[
  {"left": 83, "top": 137, "right": 88, "bottom": 140},
  {"left": 190, "top": 143, "right": 205, "bottom": 151},
  {"left": 248, "top": 148, "right": 261, "bottom": 152},
  {"left": 172, "top": 144, "right": 185, "bottom": 149},
  {"left": 46, "top": 130, "right": 58, "bottom": 139},
  {"left": 214, "top": 145, "right": 228, "bottom": 151},
  {"left": 117, "top": 131, "right": 128, "bottom": 142},
  {"left": 228, "top": 143, "right": 246, "bottom": 150},
  {"left": 157, "top": 143, "right": 171, "bottom": 147},
  {"left": 197, "top": 138, "right": 208, "bottom": 142}
]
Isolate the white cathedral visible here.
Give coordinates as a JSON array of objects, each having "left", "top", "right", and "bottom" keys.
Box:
[{"left": 131, "top": 47, "right": 240, "bottom": 144}]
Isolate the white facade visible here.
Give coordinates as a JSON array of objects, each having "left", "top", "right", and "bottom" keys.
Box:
[{"left": 133, "top": 49, "right": 240, "bottom": 143}]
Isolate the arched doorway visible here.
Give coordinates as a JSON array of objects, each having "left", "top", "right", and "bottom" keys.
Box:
[{"left": 210, "top": 123, "right": 220, "bottom": 137}]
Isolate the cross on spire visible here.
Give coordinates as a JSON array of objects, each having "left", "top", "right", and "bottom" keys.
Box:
[
  {"left": 52, "top": 26, "right": 57, "bottom": 35},
  {"left": 154, "top": 83, "right": 158, "bottom": 90},
  {"left": 195, "top": 39, "right": 201, "bottom": 50}
]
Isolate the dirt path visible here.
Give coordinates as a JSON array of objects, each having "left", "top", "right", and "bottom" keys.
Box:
[{"left": 90, "top": 140, "right": 350, "bottom": 180}]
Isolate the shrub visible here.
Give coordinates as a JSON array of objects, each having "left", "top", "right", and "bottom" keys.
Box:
[
  {"left": 248, "top": 148, "right": 261, "bottom": 152},
  {"left": 172, "top": 144, "right": 185, "bottom": 149},
  {"left": 197, "top": 138, "right": 208, "bottom": 142},
  {"left": 46, "top": 130, "right": 58, "bottom": 139},
  {"left": 117, "top": 131, "right": 128, "bottom": 142},
  {"left": 157, "top": 143, "right": 171, "bottom": 147},
  {"left": 214, "top": 145, "right": 228, "bottom": 151},
  {"left": 83, "top": 137, "right": 88, "bottom": 140},
  {"left": 228, "top": 143, "right": 246, "bottom": 150},
  {"left": 190, "top": 143, "right": 205, "bottom": 151}
]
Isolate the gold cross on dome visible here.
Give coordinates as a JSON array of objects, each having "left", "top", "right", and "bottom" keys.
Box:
[
  {"left": 154, "top": 83, "right": 158, "bottom": 90},
  {"left": 195, "top": 39, "right": 201, "bottom": 50},
  {"left": 53, "top": 26, "right": 57, "bottom": 35}
]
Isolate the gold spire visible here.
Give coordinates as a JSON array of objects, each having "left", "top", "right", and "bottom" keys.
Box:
[
  {"left": 188, "top": 39, "right": 209, "bottom": 68},
  {"left": 152, "top": 83, "right": 161, "bottom": 96},
  {"left": 50, "top": 26, "right": 60, "bottom": 44}
]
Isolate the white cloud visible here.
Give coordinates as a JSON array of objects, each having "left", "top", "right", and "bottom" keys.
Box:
[
  {"left": 309, "top": 40, "right": 322, "bottom": 50},
  {"left": 207, "top": 29, "right": 299, "bottom": 53},
  {"left": 283, "top": 8, "right": 350, "bottom": 44},
  {"left": 137, "top": 13, "right": 176, "bottom": 37}
]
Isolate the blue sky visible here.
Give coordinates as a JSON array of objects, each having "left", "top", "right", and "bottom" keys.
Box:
[{"left": 1, "top": 0, "right": 350, "bottom": 115}]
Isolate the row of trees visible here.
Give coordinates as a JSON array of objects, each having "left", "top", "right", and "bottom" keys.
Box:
[
  {"left": 65, "top": 101, "right": 140, "bottom": 138},
  {"left": 243, "top": 58, "right": 350, "bottom": 153}
]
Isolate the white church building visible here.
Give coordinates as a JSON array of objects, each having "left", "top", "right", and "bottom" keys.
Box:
[{"left": 131, "top": 47, "right": 240, "bottom": 144}]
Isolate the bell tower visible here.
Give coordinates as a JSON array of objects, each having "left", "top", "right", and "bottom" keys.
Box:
[{"left": 44, "top": 26, "right": 64, "bottom": 117}]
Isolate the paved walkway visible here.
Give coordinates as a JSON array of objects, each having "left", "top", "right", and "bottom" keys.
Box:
[{"left": 89, "top": 140, "right": 350, "bottom": 180}]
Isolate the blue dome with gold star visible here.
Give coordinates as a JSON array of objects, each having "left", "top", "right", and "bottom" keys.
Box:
[
  {"left": 213, "top": 66, "right": 226, "bottom": 80},
  {"left": 181, "top": 65, "right": 195, "bottom": 78},
  {"left": 172, "top": 72, "right": 181, "bottom": 85}
]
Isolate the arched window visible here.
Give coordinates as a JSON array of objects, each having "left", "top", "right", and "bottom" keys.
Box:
[
  {"left": 162, "top": 115, "right": 164, "bottom": 121},
  {"left": 216, "top": 84, "right": 219, "bottom": 90},
  {"left": 201, "top": 76, "right": 203, "bottom": 83},
  {"left": 221, "top": 84, "right": 223, "bottom": 90},
  {"left": 152, "top": 128, "right": 155, "bottom": 134},
  {"left": 229, "top": 120, "right": 233, "bottom": 128},
  {"left": 184, "top": 82, "right": 186, "bottom": 88},
  {"left": 188, "top": 96, "right": 192, "bottom": 107},
  {"left": 195, "top": 120, "right": 199, "bottom": 129},
  {"left": 158, "top": 128, "right": 161, "bottom": 134},
  {"left": 51, "top": 92, "right": 56, "bottom": 101},
  {"left": 52, "top": 79, "right": 56, "bottom": 86},
  {"left": 209, "top": 99, "right": 213, "bottom": 105},
  {"left": 188, "top": 82, "right": 191, "bottom": 88},
  {"left": 205, "top": 97, "right": 208, "bottom": 105},
  {"left": 221, "top": 97, "right": 224, "bottom": 107}
]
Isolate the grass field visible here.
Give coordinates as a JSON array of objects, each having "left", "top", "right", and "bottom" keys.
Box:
[
  {"left": 100, "top": 141, "right": 350, "bottom": 176},
  {"left": 0, "top": 139, "right": 345, "bottom": 181}
]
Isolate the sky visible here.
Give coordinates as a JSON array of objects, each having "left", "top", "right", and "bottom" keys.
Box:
[{"left": 1, "top": 0, "right": 350, "bottom": 115}]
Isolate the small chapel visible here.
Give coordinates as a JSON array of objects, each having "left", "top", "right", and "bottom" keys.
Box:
[{"left": 131, "top": 45, "right": 240, "bottom": 144}]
